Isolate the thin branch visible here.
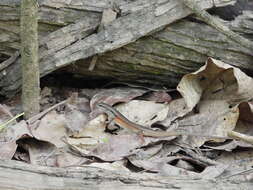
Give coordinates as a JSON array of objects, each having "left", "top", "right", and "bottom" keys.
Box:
[{"left": 183, "top": 0, "right": 253, "bottom": 52}]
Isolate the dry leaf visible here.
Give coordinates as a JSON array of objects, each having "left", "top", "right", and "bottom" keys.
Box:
[
  {"left": 0, "top": 120, "right": 32, "bottom": 159},
  {"left": 84, "top": 160, "right": 129, "bottom": 172},
  {"left": 32, "top": 111, "right": 68, "bottom": 148},
  {"left": 144, "top": 91, "right": 172, "bottom": 103},
  {"left": 0, "top": 141, "right": 17, "bottom": 159},
  {"left": 56, "top": 152, "right": 87, "bottom": 168},
  {"left": 200, "top": 164, "right": 228, "bottom": 179},
  {"left": 68, "top": 114, "right": 111, "bottom": 147},
  {"left": 173, "top": 58, "right": 253, "bottom": 146},
  {"left": 90, "top": 88, "right": 147, "bottom": 110},
  {"left": 64, "top": 109, "right": 88, "bottom": 135},
  {"left": 23, "top": 139, "right": 58, "bottom": 166},
  {"left": 90, "top": 134, "right": 143, "bottom": 161},
  {"left": 115, "top": 100, "right": 169, "bottom": 127}
]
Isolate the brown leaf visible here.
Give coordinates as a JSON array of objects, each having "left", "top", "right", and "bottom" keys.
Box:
[
  {"left": 216, "top": 150, "right": 253, "bottom": 170},
  {"left": 90, "top": 88, "right": 147, "bottom": 110},
  {"left": 22, "top": 139, "right": 58, "bottom": 166},
  {"left": 90, "top": 134, "right": 143, "bottom": 161},
  {"left": 172, "top": 58, "right": 253, "bottom": 146},
  {"left": 56, "top": 152, "right": 88, "bottom": 168},
  {"left": 83, "top": 161, "right": 129, "bottom": 172},
  {"left": 0, "top": 120, "right": 32, "bottom": 160},
  {"left": 200, "top": 164, "right": 228, "bottom": 179},
  {"left": 130, "top": 157, "right": 200, "bottom": 177},
  {"left": 144, "top": 91, "right": 172, "bottom": 103},
  {"left": 114, "top": 100, "right": 169, "bottom": 128},
  {"left": 0, "top": 141, "right": 17, "bottom": 159},
  {"left": 64, "top": 109, "right": 89, "bottom": 135},
  {"left": 32, "top": 111, "right": 68, "bottom": 148}
]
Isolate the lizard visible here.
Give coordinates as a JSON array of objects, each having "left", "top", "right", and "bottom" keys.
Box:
[{"left": 97, "top": 102, "right": 230, "bottom": 139}]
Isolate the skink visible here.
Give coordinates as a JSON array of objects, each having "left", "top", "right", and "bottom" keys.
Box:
[{"left": 97, "top": 102, "right": 230, "bottom": 139}]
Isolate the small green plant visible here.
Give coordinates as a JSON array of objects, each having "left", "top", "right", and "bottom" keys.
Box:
[{"left": 0, "top": 112, "right": 24, "bottom": 131}]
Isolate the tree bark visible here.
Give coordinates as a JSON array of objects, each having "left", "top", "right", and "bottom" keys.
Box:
[
  {"left": 0, "top": 0, "right": 252, "bottom": 97},
  {"left": 0, "top": 160, "right": 252, "bottom": 190},
  {"left": 21, "top": 0, "right": 40, "bottom": 118}
]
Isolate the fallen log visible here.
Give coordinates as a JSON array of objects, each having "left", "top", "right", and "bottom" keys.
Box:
[
  {"left": 0, "top": 159, "right": 252, "bottom": 190},
  {"left": 0, "top": 0, "right": 246, "bottom": 96}
]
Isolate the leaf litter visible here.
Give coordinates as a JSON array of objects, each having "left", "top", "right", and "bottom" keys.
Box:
[{"left": 1, "top": 58, "right": 253, "bottom": 179}]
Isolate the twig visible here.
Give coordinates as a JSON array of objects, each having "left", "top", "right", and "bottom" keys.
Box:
[
  {"left": 182, "top": 148, "right": 220, "bottom": 166},
  {"left": 27, "top": 100, "right": 67, "bottom": 124},
  {"left": 0, "top": 51, "right": 20, "bottom": 71},
  {"left": 183, "top": 0, "right": 253, "bottom": 51},
  {"left": 228, "top": 131, "right": 253, "bottom": 145},
  {"left": 221, "top": 168, "right": 253, "bottom": 179},
  {"left": 88, "top": 7, "right": 117, "bottom": 71},
  {"left": 88, "top": 55, "right": 98, "bottom": 71}
]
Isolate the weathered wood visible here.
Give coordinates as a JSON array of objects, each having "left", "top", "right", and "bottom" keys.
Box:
[
  {"left": 64, "top": 10, "right": 253, "bottom": 87},
  {"left": 183, "top": 0, "right": 253, "bottom": 50},
  {"left": 0, "top": 160, "right": 252, "bottom": 190},
  {"left": 0, "top": 0, "right": 239, "bottom": 96},
  {"left": 39, "top": 0, "right": 236, "bottom": 70}
]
